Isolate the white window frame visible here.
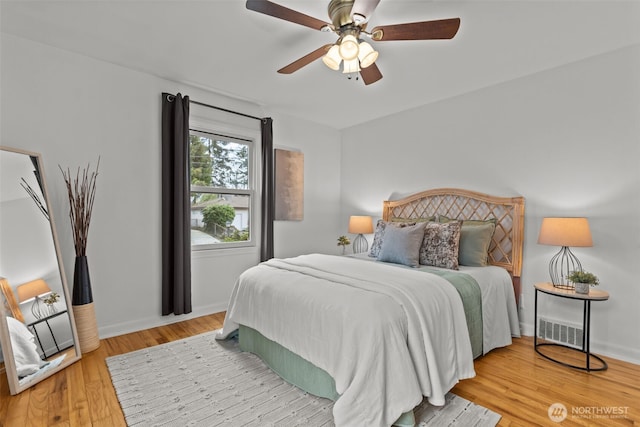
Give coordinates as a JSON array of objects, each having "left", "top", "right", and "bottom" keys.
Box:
[{"left": 189, "top": 127, "right": 257, "bottom": 251}]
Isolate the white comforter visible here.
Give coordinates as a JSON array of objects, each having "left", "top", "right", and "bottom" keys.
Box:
[
  {"left": 218, "top": 254, "right": 479, "bottom": 427},
  {"left": 456, "top": 265, "right": 521, "bottom": 353}
]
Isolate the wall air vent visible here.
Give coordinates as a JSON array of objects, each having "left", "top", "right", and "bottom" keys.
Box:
[{"left": 538, "top": 318, "right": 583, "bottom": 349}]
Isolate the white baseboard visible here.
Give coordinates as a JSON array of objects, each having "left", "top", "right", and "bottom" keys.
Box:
[{"left": 98, "top": 302, "right": 229, "bottom": 340}]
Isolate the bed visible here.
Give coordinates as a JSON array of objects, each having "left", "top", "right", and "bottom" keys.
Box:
[{"left": 217, "top": 188, "right": 525, "bottom": 427}]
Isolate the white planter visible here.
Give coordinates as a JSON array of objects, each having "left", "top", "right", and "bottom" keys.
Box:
[{"left": 574, "top": 282, "right": 590, "bottom": 294}]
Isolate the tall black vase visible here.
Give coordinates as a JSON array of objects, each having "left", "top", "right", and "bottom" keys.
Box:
[{"left": 73, "top": 255, "right": 93, "bottom": 305}]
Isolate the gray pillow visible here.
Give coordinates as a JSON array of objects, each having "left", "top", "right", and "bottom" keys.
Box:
[
  {"left": 459, "top": 222, "right": 496, "bottom": 266},
  {"left": 377, "top": 222, "right": 426, "bottom": 267},
  {"left": 439, "top": 216, "right": 497, "bottom": 267},
  {"left": 369, "top": 219, "right": 418, "bottom": 258}
]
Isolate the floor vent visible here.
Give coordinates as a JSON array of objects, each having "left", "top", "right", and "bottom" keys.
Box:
[{"left": 538, "top": 318, "right": 583, "bottom": 349}]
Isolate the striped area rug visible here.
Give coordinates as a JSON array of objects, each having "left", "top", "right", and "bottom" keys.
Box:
[{"left": 106, "top": 331, "right": 501, "bottom": 427}]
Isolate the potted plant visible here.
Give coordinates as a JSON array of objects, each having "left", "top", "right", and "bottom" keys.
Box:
[
  {"left": 567, "top": 270, "right": 599, "bottom": 294},
  {"left": 43, "top": 292, "right": 60, "bottom": 315},
  {"left": 337, "top": 235, "right": 351, "bottom": 255}
]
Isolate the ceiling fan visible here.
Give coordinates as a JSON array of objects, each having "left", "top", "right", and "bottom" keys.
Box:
[{"left": 246, "top": 0, "right": 461, "bottom": 85}]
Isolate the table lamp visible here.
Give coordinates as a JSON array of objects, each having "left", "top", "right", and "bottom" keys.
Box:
[
  {"left": 349, "top": 215, "right": 374, "bottom": 254},
  {"left": 17, "top": 279, "right": 52, "bottom": 319},
  {"left": 537, "top": 217, "right": 593, "bottom": 289}
]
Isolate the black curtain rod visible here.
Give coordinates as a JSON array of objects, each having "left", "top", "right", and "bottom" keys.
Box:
[{"left": 165, "top": 93, "right": 266, "bottom": 122}]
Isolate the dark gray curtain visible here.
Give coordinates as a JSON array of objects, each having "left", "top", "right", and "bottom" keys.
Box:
[
  {"left": 260, "top": 118, "right": 274, "bottom": 262},
  {"left": 161, "top": 93, "right": 192, "bottom": 315}
]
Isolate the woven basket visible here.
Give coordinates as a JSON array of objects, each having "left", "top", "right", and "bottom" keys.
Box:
[{"left": 73, "top": 302, "right": 100, "bottom": 353}]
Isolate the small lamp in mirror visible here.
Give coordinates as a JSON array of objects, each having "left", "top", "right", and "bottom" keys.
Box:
[
  {"left": 349, "top": 215, "right": 374, "bottom": 254},
  {"left": 537, "top": 217, "right": 593, "bottom": 289},
  {"left": 17, "top": 279, "right": 52, "bottom": 319}
]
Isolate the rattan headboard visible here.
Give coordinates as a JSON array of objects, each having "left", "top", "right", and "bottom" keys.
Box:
[{"left": 382, "top": 188, "right": 525, "bottom": 298}]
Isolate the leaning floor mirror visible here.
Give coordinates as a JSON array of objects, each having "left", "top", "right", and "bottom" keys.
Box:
[{"left": 0, "top": 146, "right": 81, "bottom": 395}]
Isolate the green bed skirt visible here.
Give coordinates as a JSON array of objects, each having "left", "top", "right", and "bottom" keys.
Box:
[
  {"left": 236, "top": 268, "right": 482, "bottom": 426},
  {"left": 239, "top": 325, "right": 416, "bottom": 427}
]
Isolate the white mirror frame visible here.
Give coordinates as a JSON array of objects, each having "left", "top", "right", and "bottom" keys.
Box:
[{"left": 0, "top": 146, "right": 81, "bottom": 395}]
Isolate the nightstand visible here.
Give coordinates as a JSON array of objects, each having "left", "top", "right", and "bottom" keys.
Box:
[
  {"left": 534, "top": 282, "right": 609, "bottom": 371},
  {"left": 26, "top": 310, "right": 70, "bottom": 358}
]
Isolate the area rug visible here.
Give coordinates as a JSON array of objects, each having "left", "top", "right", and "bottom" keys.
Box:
[{"left": 106, "top": 331, "right": 501, "bottom": 427}]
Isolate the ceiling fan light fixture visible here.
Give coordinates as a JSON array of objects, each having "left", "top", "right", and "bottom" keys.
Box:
[
  {"left": 357, "top": 41, "right": 378, "bottom": 68},
  {"left": 342, "top": 58, "right": 361, "bottom": 74},
  {"left": 338, "top": 34, "right": 359, "bottom": 60},
  {"left": 322, "top": 45, "right": 342, "bottom": 70},
  {"left": 247, "top": 0, "right": 462, "bottom": 84}
]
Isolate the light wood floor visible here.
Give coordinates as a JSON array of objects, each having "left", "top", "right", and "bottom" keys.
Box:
[{"left": 1, "top": 312, "right": 638, "bottom": 426}]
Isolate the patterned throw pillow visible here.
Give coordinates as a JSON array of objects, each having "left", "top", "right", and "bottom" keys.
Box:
[
  {"left": 419, "top": 221, "right": 462, "bottom": 270},
  {"left": 369, "top": 220, "right": 418, "bottom": 258}
]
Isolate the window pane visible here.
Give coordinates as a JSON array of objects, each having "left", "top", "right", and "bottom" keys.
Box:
[
  {"left": 190, "top": 134, "right": 249, "bottom": 190},
  {"left": 190, "top": 192, "right": 250, "bottom": 245}
]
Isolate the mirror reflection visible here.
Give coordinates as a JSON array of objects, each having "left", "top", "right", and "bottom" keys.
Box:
[{"left": 0, "top": 147, "right": 81, "bottom": 394}]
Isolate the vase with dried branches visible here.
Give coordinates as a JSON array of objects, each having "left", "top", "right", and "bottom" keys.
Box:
[{"left": 60, "top": 158, "right": 101, "bottom": 353}]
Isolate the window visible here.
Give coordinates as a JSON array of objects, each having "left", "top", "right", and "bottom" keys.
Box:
[{"left": 190, "top": 130, "right": 254, "bottom": 250}]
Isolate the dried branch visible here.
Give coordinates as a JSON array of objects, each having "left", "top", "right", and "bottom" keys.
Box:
[
  {"left": 20, "top": 177, "right": 49, "bottom": 220},
  {"left": 59, "top": 158, "right": 100, "bottom": 256}
]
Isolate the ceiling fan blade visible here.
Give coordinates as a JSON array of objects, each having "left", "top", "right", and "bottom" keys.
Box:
[
  {"left": 371, "top": 18, "right": 460, "bottom": 41},
  {"left": 277, "top": 45, "right": 332, "bottom": 74},
  {"left": 246, "top": 0, "right": 330, "bottom": 31},
  {"left": 360, "top": 63, "right": 383, "bottom": 85},
  {"left": 350, "top": 0, "right": 381, "bottom": 24}
]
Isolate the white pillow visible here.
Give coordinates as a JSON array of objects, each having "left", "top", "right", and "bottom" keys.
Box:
[{"left": 6, "top": 316, "right": 47, "bottom": 377}]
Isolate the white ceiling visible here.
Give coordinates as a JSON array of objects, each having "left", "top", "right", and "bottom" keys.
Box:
[{"left": 2, "top": 0, "right": 639, "bottom": 129}]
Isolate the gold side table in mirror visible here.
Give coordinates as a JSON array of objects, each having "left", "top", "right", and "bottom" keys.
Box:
[{"left": 0, "top": 146, "right": 82, "bottom": 395}]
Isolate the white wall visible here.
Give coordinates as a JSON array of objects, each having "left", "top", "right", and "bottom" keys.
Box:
[
  {"left": 341, "top": 45, "right": 640, "bottom": 364},
  {"left": 1, "top": 34, "right": 342, "bottom": 338},
  {"left": 270, "top": 115, "right": 342, "bottom": 258}
]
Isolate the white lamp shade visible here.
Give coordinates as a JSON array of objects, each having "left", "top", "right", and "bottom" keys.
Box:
[
  {"left": 358, "top": 41, "right": 378, "bottom": 68},
  {"left": 537, "top": 217, "right": 593, "bottom": 247},
  {"left": 322, "top": 45, "right": 341, "bottom": 70},
  {"left": 342, "top": 58, "right": 361, "bottom": 74},
  {"left": 17, "top": 279, "right": 51, "bottom": 303},
  {"left": 348, "top": 216, "right": 374, "bottom": 234},
  {"left": 339, "top": 35, "right": 360, "bottom": 60}
]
